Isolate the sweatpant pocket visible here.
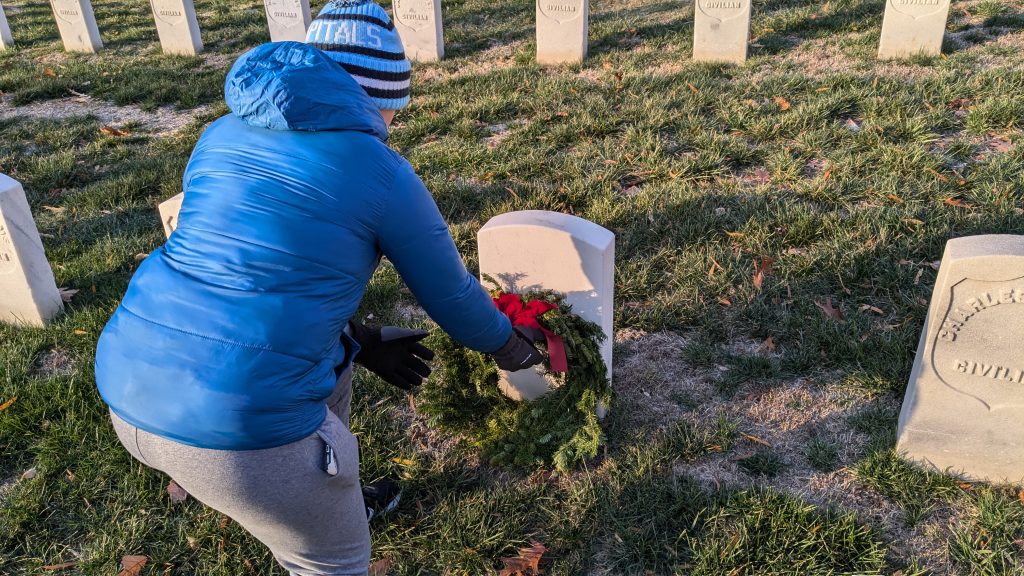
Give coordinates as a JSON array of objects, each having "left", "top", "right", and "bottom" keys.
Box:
[{"left": 314, "top": 407, "right": 360, "bottom": 485}]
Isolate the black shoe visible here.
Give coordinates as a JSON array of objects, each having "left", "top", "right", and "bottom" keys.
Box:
[{"left": 363, "top": 478, "right": 401, "bottom": 521}]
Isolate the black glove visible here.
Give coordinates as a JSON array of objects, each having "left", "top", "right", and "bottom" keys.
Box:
[
  {"left": 348, "top": 322, "right": 435, "bottom": 390},
  {"left": 491, "top": 328, "right": 545, "bottom": 372}
]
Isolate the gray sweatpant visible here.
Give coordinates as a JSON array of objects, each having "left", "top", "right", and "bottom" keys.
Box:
[{"left": 110, "top": 370, "right": 371, "bottom": 576}]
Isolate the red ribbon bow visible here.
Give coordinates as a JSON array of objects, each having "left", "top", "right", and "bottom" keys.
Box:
[{"left": 492, "top": 293, "right": 568, "bottom": 374}]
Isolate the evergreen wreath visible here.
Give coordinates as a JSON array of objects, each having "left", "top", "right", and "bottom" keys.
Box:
[{"left": 418, "top": 282, "right": 612, "bottom": 472}]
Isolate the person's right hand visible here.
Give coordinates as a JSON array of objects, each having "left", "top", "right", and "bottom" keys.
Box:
[{"left": 490, "top": 328, "right": 545, "bottom": 372}]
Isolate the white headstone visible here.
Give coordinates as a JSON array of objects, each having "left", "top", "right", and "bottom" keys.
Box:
[
  {"left": 898, "top": 235, "right": 1024, "bottom": 483},
  {"left": 264, "top": 0, "right": 311, "bottom": 43},
  {"left": 149, "top": 0, "right": 203, "bottom": 55},
  {"left": 692, "top": 0, "right": 752, "bottom": 64},
  {"left": 0, "top": 175, "right": 63, "bottom": 327},
  {"left": 49, "top": 0, "right": 102, "bottom": 53},
  {"left": 0, "top": 2, "right": 14, "bottom": 50},
  {"left": 878, "top": 0, "right": 951, "bottom": 59},
  {"left": 159, "top": 192, "right": 183, "bottom": 238},
  {"left": 536, "top": 0, "right": 588, "bottom": 65},
  {"left": 393, "top": 0, "right": 443, "bottom": 62},
  {"left": 478, "top": 211, "right": 614, "bottom": 406}
]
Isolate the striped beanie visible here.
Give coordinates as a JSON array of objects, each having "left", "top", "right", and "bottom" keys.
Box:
[{"left": 305, "top": 0, "right": 411, "bottom": 110}]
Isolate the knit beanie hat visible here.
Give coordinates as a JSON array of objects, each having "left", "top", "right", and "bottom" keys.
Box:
[{"left": 305, "top": 0, "right": 411, "bottom": 111}]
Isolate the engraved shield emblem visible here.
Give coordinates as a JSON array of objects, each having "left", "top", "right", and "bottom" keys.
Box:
[
  {"left": 931, "top": 277, "right": 1024, "bottom": 410},
  {"left": 696, "top": 0, "right": 747, "bottom": 23},
  {"left": 537, "top": 0, "right": 583, "bottom": 24},
  {"left": 890, "top": 0, "right": 948, "bottom": 20},
  {"left": 51, "top": 0, "right": 80, "bottom": 25},
  {"left": 394, "top": 0, "right": 434, "bottom": 32}
]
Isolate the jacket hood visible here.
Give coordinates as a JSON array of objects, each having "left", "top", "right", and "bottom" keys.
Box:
[{"left": 224, "top": 42, "right": 389, "bottom": 140}]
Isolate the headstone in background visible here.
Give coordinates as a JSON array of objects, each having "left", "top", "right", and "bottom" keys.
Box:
[
  {"left": 49, "top": 0, "right": 102, "bottom": 53},
  {"left": 149, "top": 0, "right": 203, "bottom": 55},
  {"left": 264, "top": 0, "right": 311, "bottom": 43},
  {"left": 478, "top": 211, "right": 614, "bottom": 410},
  {"left": 536, "top": 0, "right": 588, "bottom": 65},
  {"left": 159, "top": 192, "right": 183, "bottom": 238},
  {"left": 0, "top": 174, "right": 64, "bottom": 328},
  {"left": 878, "top": 0, "right": 951, "bottom": 59},
  {"left": 898, "top": 235, "right": 1024, "bottom": 483},
  {"left": 393, "top": 0, "right": 443, "bottom": 62},
  {"left": 692, "top": 0, "right": 752, "bottom": 64},
  {"left": 0, "top": 2, "right": 13, "bottom": 50}
]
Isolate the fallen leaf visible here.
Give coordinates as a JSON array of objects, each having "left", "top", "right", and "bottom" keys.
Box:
[
  {"left": 42, "top": 562, "right": 78, "bottom": 571},
  {"left": 58, "top": 288, "right": 79, "bottom": 303},
  {"left": 742, "top": 99, "right": 759, "bottom": 108},
  {"left": 42, "top": 205, "right": 65, "bottom": 214},
  {"left": 498, "top": 541, "right": 548, "bottom": 576},
  {"left": 815, "top": 298, "right": 844, "bottom": 321},
  {"left": 73, "top": 329, "right": 88, "bottom": 335},
  {"left": 687, "top": 82, "right": 699, "bottom": 94},
  {"left": 752, "top": 257, "right": 774, "bottom": 290},
  {"left": 100, "top": 126, "right": 131, "bottom": 137},
  {"left": 21, "top": 467, "right": 38, "bottom": 480},
  {"left": 759, "top": 337, "right": 777, "bottom": 353},
  {"left": 742, "top": 433, "right": 771, "bottom": 446},
  {"left": 774, "top": 96, "right": 791, "bottom": 111},
  {"left": 988, "top": 137, "right": 1013, "bottom": 153},
  {"left": 44, "top": 67, "right": 56, "bottom": 77},
  {"left": 914, "top": 268, "right": 924, "bottom": 285},
  {"left": 744, "top": 166, "right": 771, "bottom": 185},
  {"left": 928, "top": 168, "right": 950, "bottom": 183},
  {"left": 717, "top": 297, "right": 732, "bottom": 307},
  {"left": 886, "top": 193, "right": 904, "bottom": 204},
  {"left": 1018, "top": 489, "right": 1024, "bottom": 505},
  {"left": 859, "top": 304, "right": 885, "bottom": 315},
  {"left": 368, "top": 557, "right": 392, "bottom": 576},
  {"left": 944, "top": 197, "right": 965, "bottom": 207},
  {"left": 118, "top": 555, "right": 147, "bottom": 576},
  {"left": 167, "top": 480, "right": 189, "bottom": 503},
  {"left": 725, "top": 231, "right": 745, "bottom": 239},
  {"left": 816, "top": 86, "right": 831, "bottom": 92},
  {"left": 844, "top": 118, "right": 862, "bottom": 133},
  {"left": 0, "top": 396, "right": 16, "bottom": 412},
  {"left": 923, "top": 101, "right": 935, "bottom": 111},
  {"left": 391, "top": 457, "right": 416, "bottom": 467}
]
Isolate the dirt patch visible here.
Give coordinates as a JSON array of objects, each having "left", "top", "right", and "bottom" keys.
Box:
[
  {"left": 32, "top": 348, "right": 75, "bottom": 378},
  {"left": 0, "top": 95, "right": 211, "bottom": 135},
  {"left": 612, "top": 329, "right": 956, "bottom": 573},
  {"left": 414, "top": 41, "right": 526, "bottom": 84}
]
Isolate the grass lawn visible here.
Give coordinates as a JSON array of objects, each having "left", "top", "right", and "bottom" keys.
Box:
[{"left": 2, "top": 0, "right": 1024, "bottom": 573}]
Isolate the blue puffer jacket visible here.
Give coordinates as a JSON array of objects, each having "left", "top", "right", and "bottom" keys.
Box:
[{"left": 95, "top": 42, "right": 512, "bottom": 450}]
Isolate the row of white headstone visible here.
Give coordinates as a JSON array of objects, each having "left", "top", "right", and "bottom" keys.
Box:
[
  {"left": 0, "top": 0, "right": 954, "bottom": 63},
  {"left": 0, "top": 0, "right": 437, "bottom": 59}
]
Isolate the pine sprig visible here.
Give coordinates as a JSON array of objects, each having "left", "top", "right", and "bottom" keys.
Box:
[{"left": 418, "top": 291, "right": 612, "bottom": 472}]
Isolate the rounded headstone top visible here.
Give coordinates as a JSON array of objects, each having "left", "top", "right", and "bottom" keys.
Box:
[
  {"left": 945, "top": 235, "right": 1024, "bottom": 261},
  {"left": 479, "top": 210, "right": 614, "bottom": 250}
]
